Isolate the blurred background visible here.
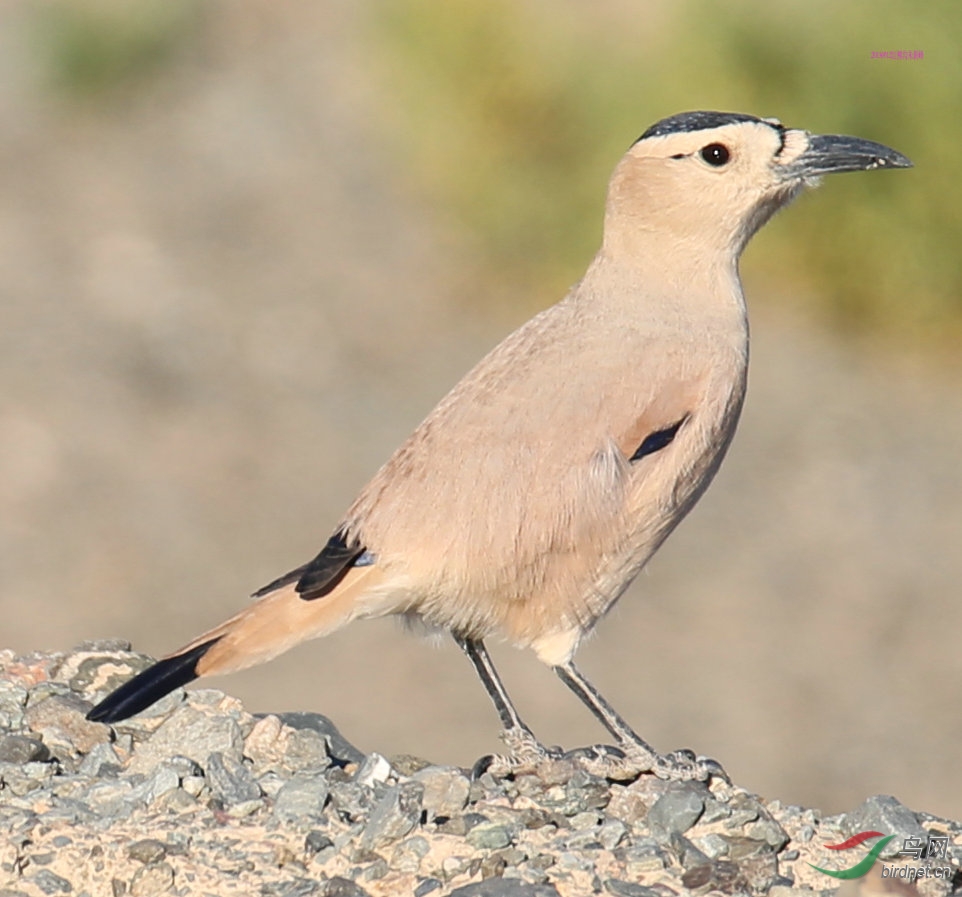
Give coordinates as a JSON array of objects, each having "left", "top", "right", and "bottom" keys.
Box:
[{"left": 1, "top": 0, "right": 960, "bottom": 819}]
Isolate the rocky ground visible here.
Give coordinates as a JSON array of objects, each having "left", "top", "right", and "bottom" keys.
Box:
[{"left": 0, "top": 645, "right": 959, "bottom": 897}]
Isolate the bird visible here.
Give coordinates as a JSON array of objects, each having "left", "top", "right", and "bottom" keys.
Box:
[{"left": 86, "top": 111, "right": 911, "bottom": 781}]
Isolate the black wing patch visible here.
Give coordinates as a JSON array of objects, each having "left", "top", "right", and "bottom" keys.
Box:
[
  {"left": 629, "top": 416, "right": 688, "bottom": 462},
  {"left": 251, "top": 529, "right": 369, "bottom": 602}
]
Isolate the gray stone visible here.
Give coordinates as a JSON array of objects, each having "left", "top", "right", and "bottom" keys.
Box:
[
  {"left": 354, "top": 752, "right": 393, "bottom": 787},
  {"left": 621, "top": 840, "right": 667, "bottom": 876},
  {"left": 558, "top": 828, "right": 602, "bottom": 850},
  {"left": 328, "top": 781, "right": 377, "bottom": 823},
  {"left": 321, "top": 878, "right": 372, "bottom": 897},
  {"left": 77, "top": 742, "right": 121, "bottom": 777},
  {"left": 692, "top": 832, "right": 730, "bottom": 858},
  {"left": 844, "top": 794, "right": 927, "bottom": 858},
  {"left": 62, "top": 651, "right": 149, "bottom": 703},
  {"left": 0, "top": 679, "right": 27, "bottom": 730},
  {"left": 413, "top": 879, "right": 443, "bottom": 897},
  {"left": 739, "top": 850, "right": 780, "bottom": 892},
  {"left": 81, "top": 779, "right": 135, "bottom": 814},
  {"left": 412, "top": 765, "right": 470, "bottom": 821},
  {"left": 700, "top": 797, "right": 732, "bottom": 824},
  {"left": 284, "top": 728, "right": 331, "bottom": 774},
  {"left": 305, "top": 830, "right": 334, "bottom": 854},
  {"left": 746, "top": 816, "right": 790, "bottom": 850},
  {"left": 158, "top": 789, "right": 199, "bottom": 813},
  {"left": 206, "top": 751, "right": 261, "bottom": 806},
  {"left": 227, "top": 797, "right": 262, "bottom": 817},
  {"left": 357, "top": 857, "right": 389, "bottom": 881},
  {"left": 126, "top": 839, "right": 167, "bottom": 864},
  {"left": 126, "top": 706, "right": 244, "bottom": 775},
  {"left": 604, "top": 881, "right": 662, "bottom": 897},
  {"left": 597, "top": 819, "right": 627, "bottom": 850},
  {"left": 680, "top": 860, "right": 743, "bottom": 892},
  {"left": 447, "top": 881, "right": 561, "bottom": 896},
  {"left": 646, "top": 783, "right": 705, "bottom": 841},
  {"left": 0, "top": 734, "right": 50, "bottom": 764},
  {"left": 24, "top": 694, "right": 109, "bottom": 754},
  {"left": 388, "top": 754, "right": 432, "bottom": 776},
  {"left": 256, "top": 770, "right": 285, "bottom": 799},
  {"left": 569, "top": 810, "right": 602, "bottom": 830},
  {"left": 269, "top": 882, "right": 320, "bottom": 897},
  {"left": 390, "top": 835, "right": 431, "bottom": 873},
  {"left": 360, "top": 781, "right": 424, "bottom": 849},
  {"left": 270, "top": 712, "right": 364, "bottom": 765},
  {"left": 274, "top": 774, "right": 330, "bottom": 822},
  {"left": 129, "top": 862, "right": 175, "bottom": 897},
  {"left": 465, "top": 821, "right": 513, "bottom": 850},
  {"left": 27, "top": 869, "right": 73, "bottom": 894},
  {"left": 671, "top": 833, "right": 711, "bottom": 868},
  {"left": 128, "top": 763, "right": 180, "bottom": 806},
  {"left": 605, "top": 780, "right": 657, "bottom": 826},
  {"left": 564, "top": 770, "right": 610, "bottom": 813}
]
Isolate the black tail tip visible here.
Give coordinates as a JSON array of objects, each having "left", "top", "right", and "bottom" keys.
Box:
[{"left": 86, "top": 639, "right": 218, "bottom": 724}]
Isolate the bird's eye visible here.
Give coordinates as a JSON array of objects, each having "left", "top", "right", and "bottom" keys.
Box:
[{"left": 700, "top": 143, "right": 730, "bottom": 166}]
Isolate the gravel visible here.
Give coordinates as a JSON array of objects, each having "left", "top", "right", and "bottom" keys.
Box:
[{"left": 1, "top": 646, "right": 959, "bottom": 896}]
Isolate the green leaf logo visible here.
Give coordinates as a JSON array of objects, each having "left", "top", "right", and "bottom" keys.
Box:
[{"left": 809, "top": 831, "right": 894, "bottom": 879}]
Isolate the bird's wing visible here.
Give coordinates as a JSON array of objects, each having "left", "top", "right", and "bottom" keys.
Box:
[{"left": 336, "top": 299, "right": 712, "bottom": 632}]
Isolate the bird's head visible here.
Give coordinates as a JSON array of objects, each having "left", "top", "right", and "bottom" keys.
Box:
[{"left": 603, "top": 111, "right": 911, "bottom": 260}]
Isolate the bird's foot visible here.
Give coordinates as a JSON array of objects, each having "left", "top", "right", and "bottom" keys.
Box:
[
  {"left": 559, "top": 741, "right": 729, "bottom": 784},
  {"left": 472, "top": 725, "right": 560, "bottom": 778},
  {"left": 636, "top": 744, "right": 729, "bottom": 784}
]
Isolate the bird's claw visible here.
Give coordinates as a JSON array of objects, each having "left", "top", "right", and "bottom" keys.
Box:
[
  {"left": 473, "top": 726, "right": 560, "bottom": 778},
  {"left": 648, "top": 747, "right": 730, "bottom": 784},
  {"left": 564, "top": 742, "right": 730, "bottom": 783}
]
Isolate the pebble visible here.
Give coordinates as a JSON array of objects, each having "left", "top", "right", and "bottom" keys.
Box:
[
  {"left": 271, "top": 711, "right": 363, "bottom": 765},
  {"left": 205, "top": 750, "right": 262, "bottom": 806},
  {"left": 274, "top": 774, "right": 330, "bottom": 822},
  {"left": 360, "top": 781, "right": 424, "bottom": 848},
  {"left": 603, "top": 880, "right": 661, "bottom": 897},
  {"left": 125, "top": 704, "right": 244, "bottom": 775},
  {"left": 844, "top": 794, "right": 928, "bottom": 858},
  {"left": 27, "top": 869, "right": 72, "bottom": 894},
  {"left": 24, "top": 693, "right": 110, "bottom": 754},
  {"left": 646, "top": 782, "right": 706, "bottom": 841},
  {"left": 448, "top": 880, "right": 562, "bottom": 896},
  {"left": 0, "top": 646, "right": 957, "bottom": 897},
  {"left": 126, "top": 839, "right": 167, "bottom": 864},
  {"left": 465, "top": 820, "right": 514, "bottom": 850},
  {"left": 129, "top": 862, "right": 175, "bottom": 897},
  {"left": 413, "top": 764, "right": 471, "bottom": 821},
  {"left": 0, "top": 733, "right": 50, "bottom": 763}
]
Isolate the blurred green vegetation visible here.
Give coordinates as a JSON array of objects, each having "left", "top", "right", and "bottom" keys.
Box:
[
  {"left": 30, "top": 0, "right": 199, "bottom": 97},
  {"left": 370, "top": 0, "right": 961, "bottom": 351}
]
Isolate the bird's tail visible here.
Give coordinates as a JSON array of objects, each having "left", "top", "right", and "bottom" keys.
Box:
[{"left": 86, "top": 565, "right": 384, "bottom": 724}]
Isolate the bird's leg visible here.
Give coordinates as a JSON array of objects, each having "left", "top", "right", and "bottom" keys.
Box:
[
  {"left": 554, "top": 660, "right": 728, "bottom": 783},
  {"left": 456, "top": 636, "right": 555, "bottom": 774}
]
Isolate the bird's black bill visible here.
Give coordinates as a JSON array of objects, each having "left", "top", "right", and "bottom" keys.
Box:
[{"left": 789, "top": 133, "right": 912, "bottom": 177}]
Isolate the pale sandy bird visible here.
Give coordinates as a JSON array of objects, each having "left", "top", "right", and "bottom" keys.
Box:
[{"left": 87, "top": 111, "right": 910, "bottom": 780}]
